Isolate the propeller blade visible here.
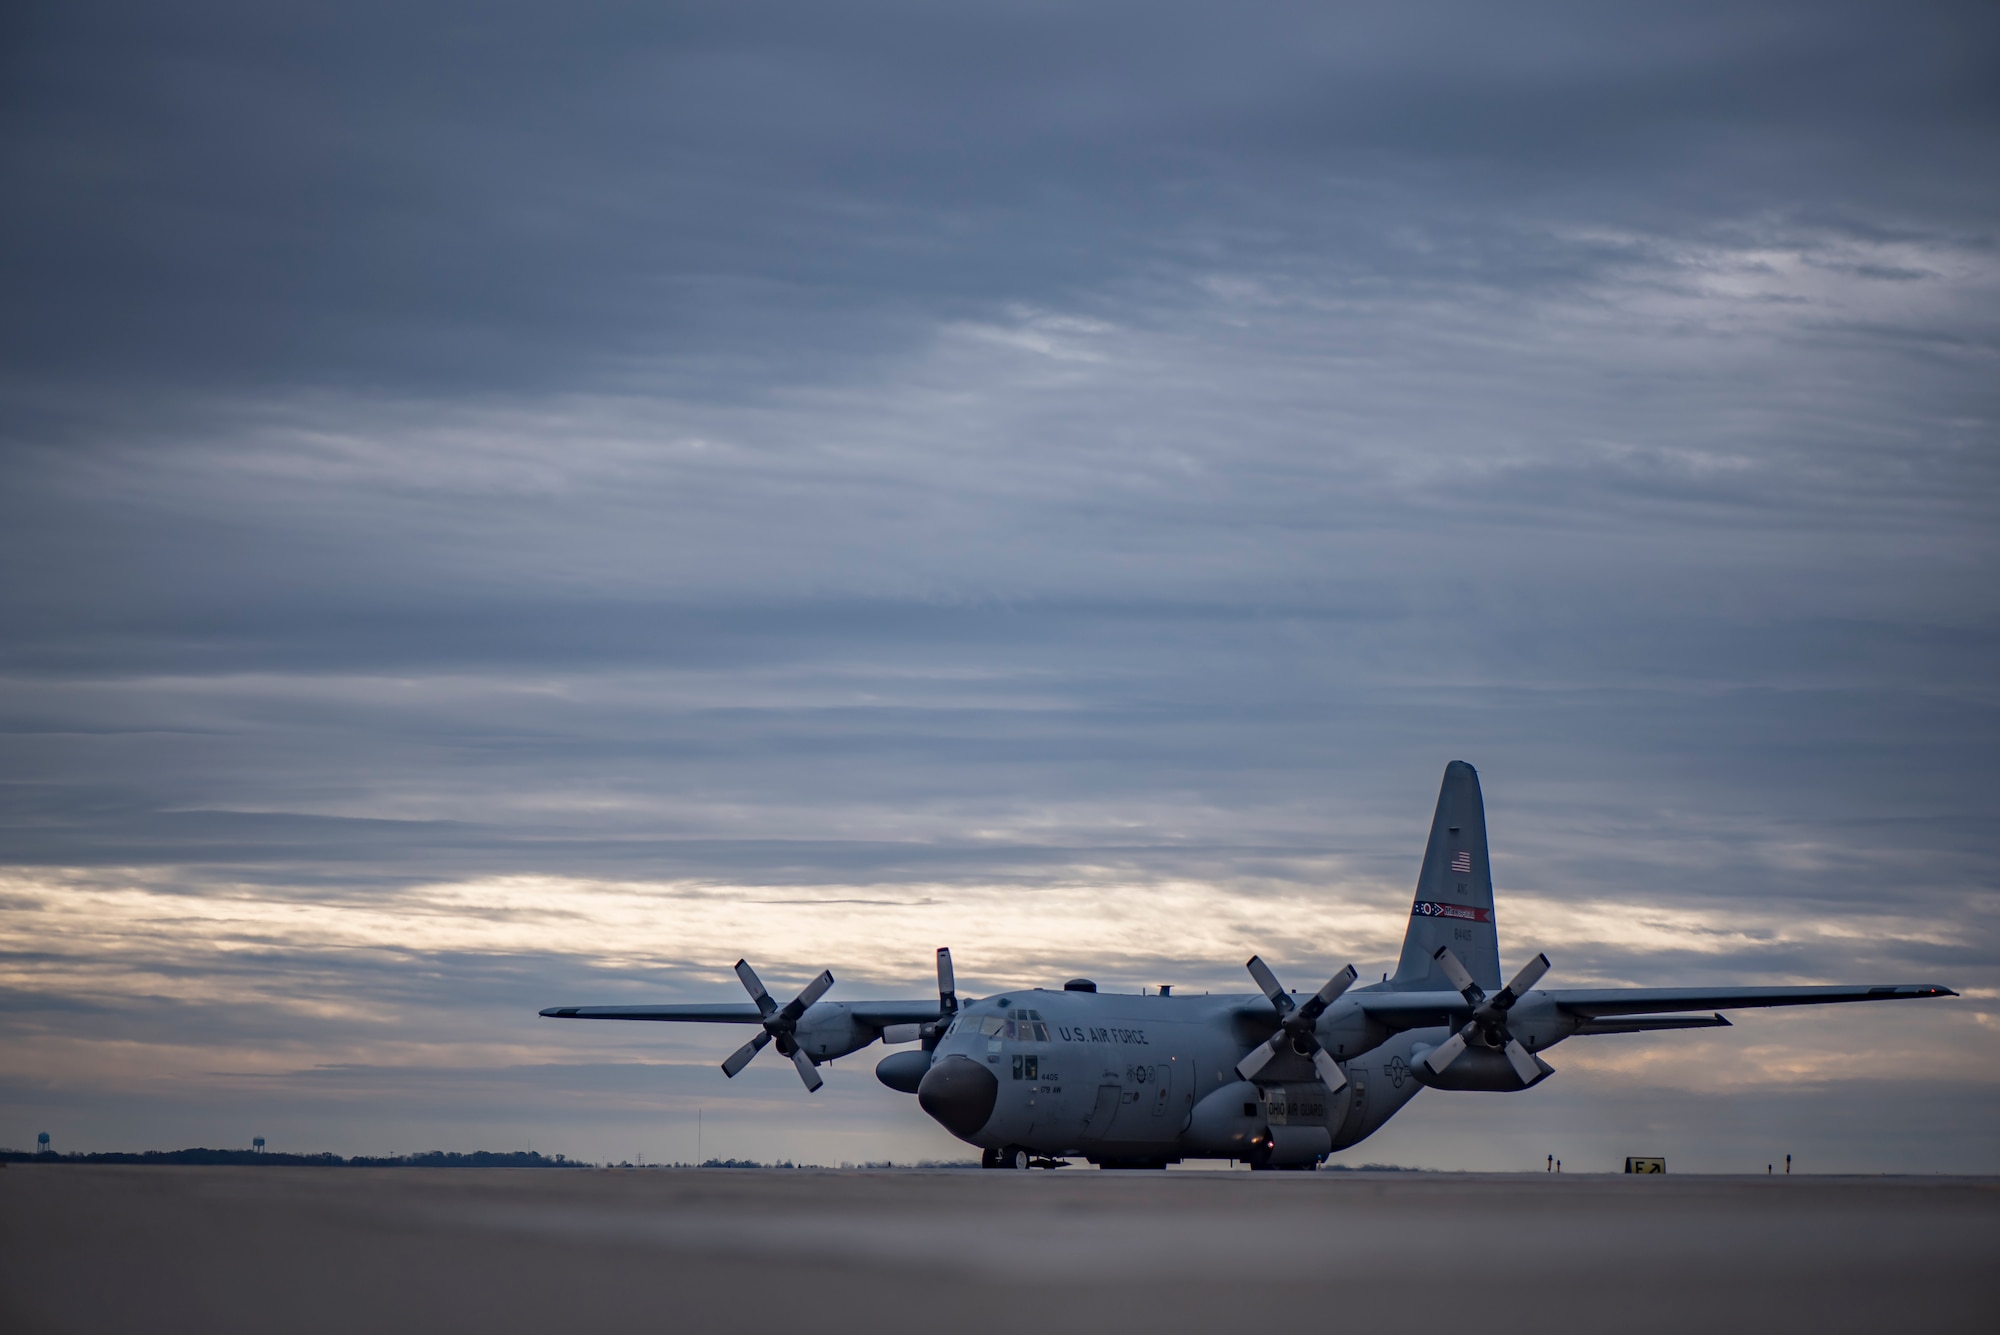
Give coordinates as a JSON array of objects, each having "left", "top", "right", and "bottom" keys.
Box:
[
  {"left": 1503, "top": 1038, "right": 1542, "bottom": 1085},
  {"left": 721, "top": 1029, "right": 771, "bottom": 1078},
  {"left": 1496, "top": 952, "right": 1550, "bottom": 1010},
  {"left": 1430, "top": 946, "right": 1478, "bottom": 999},
  {"left": 1300, "top": 964, "right": 1359, "bottom": 1019},
  {"left": 1245, "top": 956, "right": 1293, "bottom": 1013},
  {"left": 793, "top": 969, "right": 836, "bottom": 1011},
  {"left": 791, "top": 1046, "right": 824, "bottom": 1092},
  {"left": 775, "top": 969, "right": 837, "bottom": 1025},
  {"left": 936, "top": 947, "right": 957, "bottom": 1013},
  {"left": 735, "top": 959, "right": 778, "bottom": 1018},
  {"left": 1422, "top": 1030, "right": 1469, "bottom": 1075},
  {"left": 1311, "top": 1047, "right": 1348, "bottom": 1094},
  {"left": 1235, "top": 1037, "right": 1282, "bottom": 1081}
]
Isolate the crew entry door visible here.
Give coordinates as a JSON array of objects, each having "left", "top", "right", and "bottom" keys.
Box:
[
  {"left": 1149, "top": 1060, "right": 1176, "bottom": 1119},
  {"left": 1083, "top": 1081, "right": 1122, "bottom": 1138}
]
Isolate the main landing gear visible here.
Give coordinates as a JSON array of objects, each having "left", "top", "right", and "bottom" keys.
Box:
[{"left": 982, "top": 1146, "right": 1032, "bottom": 1170}]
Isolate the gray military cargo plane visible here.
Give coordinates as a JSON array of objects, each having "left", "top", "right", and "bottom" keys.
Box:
[{"left": 540, "top": 761, "right": 1956, "bottom": 1169}]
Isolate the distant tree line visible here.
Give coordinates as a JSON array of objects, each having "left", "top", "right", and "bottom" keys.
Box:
[{"left": 0, "top": 1148, "right": 569, "bottom": 1167}]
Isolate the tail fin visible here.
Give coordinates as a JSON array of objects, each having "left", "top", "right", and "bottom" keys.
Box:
[{"left": 1389, "top": 761, "right": 1502, "bottom": 992}]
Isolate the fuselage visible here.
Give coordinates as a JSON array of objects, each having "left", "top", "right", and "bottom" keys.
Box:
[{"left": 918, "top": 986, "right": 1438, "bottom": 1165}]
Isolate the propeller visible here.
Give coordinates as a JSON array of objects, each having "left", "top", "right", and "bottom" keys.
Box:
[
  {"left": 1421, "top": 946, "right": 1551, "bottom": 1084},
  {"left": 919, "top": 947, "right": 959, "bottom": 1053},
  {"left": 1235, "top": 956, "right": 1358, "bottom": 1091},
  {"left": 720, "top": 959, "right": 836, "bottom": 1092}
]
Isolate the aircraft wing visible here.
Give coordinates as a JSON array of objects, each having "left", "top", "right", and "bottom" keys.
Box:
[
  {"left": 541, "top": 1004, "right": 764, "bottom": 1022},
  {"left": 1544, "top": 983, "right": 1956, "bottom": 1018},
  {"left": 1355, "top": 991, "right": 1475, "bottom": 1025},
  {"left": 539, "top": 1000, "right": 944, "bottom": 1025},
  {"left": 1348, "top": 982, "right": 1955, "bottom": 1033},
  {"left": 844, "top": 1001, "right": 948, "bottom": 1026}
]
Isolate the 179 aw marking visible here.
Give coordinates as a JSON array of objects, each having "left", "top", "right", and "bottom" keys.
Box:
[{"left": 540, "top": 761, "right": 1955, "bottom": 1169}]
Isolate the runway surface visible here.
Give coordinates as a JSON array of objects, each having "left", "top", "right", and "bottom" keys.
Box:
[{"left": 3, "top": 1166, "right": 1994, "bottom": 1334}]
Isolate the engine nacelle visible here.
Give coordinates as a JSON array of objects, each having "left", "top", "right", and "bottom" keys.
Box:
[
  {"left": 1313, "top": 1001, "right": 1393, "bottom": 1061},
  {"left": 1409, "top": 1041, "right": 1554, "bottom": 1091},
  {"left": 793, "top": 1004, "right": 877, "bottom": 1062}
]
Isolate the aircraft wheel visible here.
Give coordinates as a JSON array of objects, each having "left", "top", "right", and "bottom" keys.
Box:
[
  {"left": 1004, "top": 1146, "right": 1031, "bottom": 1170},
  {"left": 980, "top": 1147, "right": 1002, "bottom": 1169}
]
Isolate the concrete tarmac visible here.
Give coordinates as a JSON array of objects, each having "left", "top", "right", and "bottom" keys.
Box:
[{"left": 2, "top": 1166, "right": 1994, "bottom": 1334}]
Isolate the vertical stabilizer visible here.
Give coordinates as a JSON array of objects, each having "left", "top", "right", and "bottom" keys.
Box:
[{"left": 1390, "top": 761, "right": 1502, "bottom": 992}]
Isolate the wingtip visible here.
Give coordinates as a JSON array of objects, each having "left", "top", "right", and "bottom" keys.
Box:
[{"left": 539, "top": 1007, "right": 578, "bottom": 1018}]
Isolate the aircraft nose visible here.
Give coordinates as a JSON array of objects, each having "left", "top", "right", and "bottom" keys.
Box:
[{"left": 916, "top": 1055, "right": 998, "bottom": 1139}]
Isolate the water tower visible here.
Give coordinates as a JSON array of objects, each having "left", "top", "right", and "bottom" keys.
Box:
[
  {"left": 37, "top": 1132, "right": 50, "bottom": 1155},
  {"left": 253, "top": 1137, "right": 265, "bottom": 1153}
]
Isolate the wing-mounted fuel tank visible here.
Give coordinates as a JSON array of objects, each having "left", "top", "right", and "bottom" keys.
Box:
[
  {"left": 875, "top": 1048, "right": 932, "bottom": 1093},
  {"left": 791, "top": 1005, "right": 878, "bottom": 1063},
  {"left": 1183, "top": 1080, "right": 1263, "bottom": 1156}
]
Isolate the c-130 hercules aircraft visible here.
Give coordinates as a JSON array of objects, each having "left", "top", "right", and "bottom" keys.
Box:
[{"left": 541, "top": 762, "right": 1955, "bottom": 1169}]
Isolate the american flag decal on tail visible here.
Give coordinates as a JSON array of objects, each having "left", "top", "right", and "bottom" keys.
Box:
[{"left": 1450, "top": 849, "right": 1472, "bottom": 874}]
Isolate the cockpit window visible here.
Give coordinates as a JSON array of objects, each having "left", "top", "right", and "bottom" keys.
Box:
[{"left": 973, "top": 1013, "right": 1051, "bottom": 1042}]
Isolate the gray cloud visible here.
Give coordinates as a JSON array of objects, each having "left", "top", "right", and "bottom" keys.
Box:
[{"left": 1, "top": 0, "right": 1995, "bottom": 1164}]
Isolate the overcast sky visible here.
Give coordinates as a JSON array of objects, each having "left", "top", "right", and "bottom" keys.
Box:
[{"left": 2, "top": 1, "right": 1996, "bottom": 1170}]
